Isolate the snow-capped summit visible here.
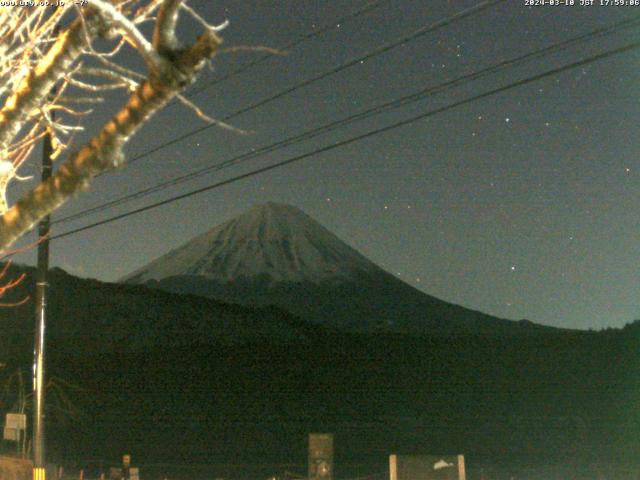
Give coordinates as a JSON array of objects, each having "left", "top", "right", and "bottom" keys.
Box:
[
  {"left": 122, "top": 202, "right": 381, "bottom": 285},
  {"left": 123, "top": 202, "right": 549, "bottom": 335}
]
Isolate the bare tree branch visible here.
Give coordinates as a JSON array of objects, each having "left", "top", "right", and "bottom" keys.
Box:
[
  {"left": 0, "top": 27, "right": 223, "bottom": 251},
  {"left": 0, "top": 2, "right": 237, "bottom": 253},
  {"left": 0, "top": 9, "right": 102, "bottom": 153},
  {"left": 154, "top": 0, "right": 182, "bottom": 50},
  {"left": 90, "top": 0, "right": 163, "bottom": 72}
]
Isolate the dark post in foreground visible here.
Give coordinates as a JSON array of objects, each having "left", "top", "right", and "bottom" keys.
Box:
[
  {"left": 308, "top": 433, "right": 334, "bottom": 480},
  {"left": 33, "top": 110, "right": 54, "bottom": 480}
]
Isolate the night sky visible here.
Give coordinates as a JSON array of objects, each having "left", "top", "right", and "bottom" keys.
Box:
[{"left": 10, "top": 0, "right": 640, "bottom": 330}]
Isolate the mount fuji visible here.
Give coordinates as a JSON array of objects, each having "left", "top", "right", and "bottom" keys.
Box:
[{"left": 122, "top": 202, "right": 552, "bottom": 335}]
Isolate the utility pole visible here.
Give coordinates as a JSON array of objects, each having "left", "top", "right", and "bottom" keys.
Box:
[{"left": 33, "top": 103, "right": 54, "bottom": 480}]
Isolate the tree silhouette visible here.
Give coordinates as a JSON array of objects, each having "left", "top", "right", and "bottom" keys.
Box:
[{"left": 0, "top": 1, "right": 231, "bottom": 252}]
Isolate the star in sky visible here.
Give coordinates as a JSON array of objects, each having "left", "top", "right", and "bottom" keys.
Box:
[{"left": 34, "top": 0, "right": 639, "bottom": 330}]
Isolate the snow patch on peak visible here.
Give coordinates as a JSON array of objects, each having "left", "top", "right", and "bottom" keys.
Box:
[{"left": 122, "top": 203, "right": 383, "bottom": 286}]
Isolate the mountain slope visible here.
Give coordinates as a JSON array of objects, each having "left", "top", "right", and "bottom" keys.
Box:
[
  {"left": 123, "top": 203, "right": 558, "bottom": 335},
  {"left": 123, "top": 202, "right": 384, "bottom": 285}
]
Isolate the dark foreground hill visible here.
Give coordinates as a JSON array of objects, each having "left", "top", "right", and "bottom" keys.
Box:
[
  {"left": 0, "top": 264, "right": 319, "bottom": 362},
  {"left": 55, "top": 326, "right": 639, "bottom": 478},
  {"left": 0, "top": 265, "right": 637, "bottom": 478}
]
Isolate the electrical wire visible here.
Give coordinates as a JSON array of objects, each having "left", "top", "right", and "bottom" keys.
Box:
[
  {"left": 183, "top": 0, "right": 388, "bottom": 100},
  {"left": 51, "top": 14, "right": 640, "bottom": 226},
  {"left": 124, "top": 0, "right": 507, "bottom": 168},
  {"left": 51, "top": 40, "right": 640, "bottom": 241}
]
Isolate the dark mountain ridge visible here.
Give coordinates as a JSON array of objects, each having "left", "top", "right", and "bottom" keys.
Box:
[
  {"left": 0, "top": 264, "right": 320, "bottom": 363},
  {"left": 122, "top": 202, "right": 565, "bottom": 336}
]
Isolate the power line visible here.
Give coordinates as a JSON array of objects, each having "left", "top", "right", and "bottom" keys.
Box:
[
  {"left": 183, "top": 0, "right": 388, "bottom": 100},
  {"left": 51, "top": 40, "right": 640, "bottom": 241},
  {"left": 154, "top": 1, "right": 388, "bottom": 116},
  {"left": 124, "top": 0, "right": 507, "bottom": 167},
  {"left": 53, "top": 15, "right": 640, "bottom": 226}
]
